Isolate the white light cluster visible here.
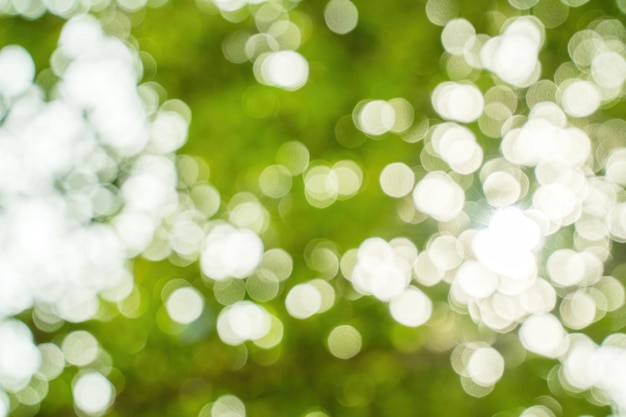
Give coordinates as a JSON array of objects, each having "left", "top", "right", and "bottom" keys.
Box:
[
  {"left": 73, "top": 371, "right": 115, "bottom": 416},
  {"left": 413, "top": 171, "right": 465, "bottom": 222},
  {"left": 0, "top": 14, "right": 198, "bottom": 411},
  {"left": 216, "top": 300, "right": 273, "bottom": 346},
  {"left": 472, "top": 207, "right": 541, "bottom": 280},
  {"left": 214, "top": 0, "right": 311, "bottom": 90},
  {"left": 0, "top": 13, "right": 193, "bottom": 329},
  {"left": 430, "top": 123, "right": 484, "bottom": 174},
  {"left": 303, "top": 160, "right": 363, "bottom": 208},
  {"left": 431, "top": 82, "right": 484, "bottom": 123},
  {"left": 447, "top": 208, "right": 557, "bottom": 335},
  {"left": 451, "top": 343, "right": 505, "bottom": 395},
  {"left": 0, "top": 320, "right": 41, "bottom": 393},
  {"left": 200, "top": 223, "right": 264, "bottom": 281},
  {"left": 353, "top": 98, "right": 415, "bottom": 137},
  {"left": 561, "top": 334, "right": 626, "bottom": 415},
  {"left": 481, "top": 17, "right": 544, "bottom": 87},
  {"left": 285, "top": 279, "right": 335, "bottom": 320},
  {"left": 350, "top": 238, "right": 432, "bottom": 327}
]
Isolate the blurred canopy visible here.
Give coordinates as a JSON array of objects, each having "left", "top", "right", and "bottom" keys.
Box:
[{"left": 1, "top": 0, "right": 626, "bottom": 416}]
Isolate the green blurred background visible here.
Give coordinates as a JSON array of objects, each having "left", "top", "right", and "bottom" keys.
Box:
[{"left": 2, "top": 0, "right": 626, "bottom": 416}]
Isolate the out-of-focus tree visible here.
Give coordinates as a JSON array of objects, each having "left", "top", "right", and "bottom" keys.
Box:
[{"left": 0, "top": 0, "right": 625, "bottom": 416}]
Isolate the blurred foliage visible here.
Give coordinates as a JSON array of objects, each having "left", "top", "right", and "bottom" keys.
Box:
[{"left": 2, "top": 0, "right": 626, "bottom": 416}]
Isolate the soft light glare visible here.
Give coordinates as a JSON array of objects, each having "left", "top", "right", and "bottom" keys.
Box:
[{"left": 472, "top": 207, "right": 540, "bottom": 280}]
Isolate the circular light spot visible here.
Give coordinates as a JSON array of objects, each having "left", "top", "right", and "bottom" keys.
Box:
[
  {"left": 165, "top": 286, "right": 204, "bottom": 325},
  {"left": 149, "top": 111, "right": 188, "bottom": 154},
  {"left": 211, "top": 394, "right": 246, "bottom": 417},
  {"left": 431, "top": 123, "right": 483, "bottom": 174},
  {"left": 455, "top": 260, "right": 498, "bottom": 299},
  {"left": 482, "top": 171, "right": 521, "bottom": 207},
  {"left": 257, "top": 248, "right": 293, "bottom": 282},
  {"left": 533, "top": 183, "right": 578, "bottom": 224},
  {"left": 355, "top": 100, "right": 396, "bottom": 136},
  {"left": 592, "top": 51, "right": 626, "bottom": 89},
  {"left": 200, "top": 224, "right": 264, "bottom": 281},
  {"left": 333, "top": 160, "right": 363, "bottom": 199},
  {"left": 481, "top": 18, "right": 543, "bottom": 87},
  {"left": 259, "top": 164, "right": 292, "bottom": 198},
  {"left": 285, "top": 283, "right": 322, "bottom": 319},
  {"left": 520, "top": 405, "right": 556, "bottom": 417},
  {"left": 432, "top": 82, "right": 484, "bottom": 123},
  {"left": 472, "top": 207, "right": 541, "bottom": 279},
  {"left": 379, "top": 162, "right": 415, "bottom": 198},
  {"left": 213, "top": 278, "right": 246, "bottom": 306},
  {"left": 561, "top": 80, "right": 600, "bottom": 118},
  {"left": 547, "top": 249, "right": 585, "bottom": 287},
  {"left": 304, "top": 164, "right": 339, "bottom": 208},
  {"left": 116, "top": 0, "right": 148, "bottom": 12},
  {"left": 276, "top": 141, "right": 309, "bottom": 176},
  {"left": 560, "top": 291, "right": 596, "bottom": 330},
  {"left": 216, "top": 301, "right": 271, "bottom": 345},
  {"left": 388, "top": 98, "right": 414, "bottom": 133},
  {"left": 62, "top": 331, "right": 99, "bottom": 367},
  {"left": 73, "top": 371, "right": 114, "bottom": 415},
  {"left": 533, "top": 0, "right": 569, "bottom": 29},
  {"left": 596, "top": 276, "right": 625, "bottom": 312},
  {"left": 508, "top": 0, "right": 539, "bottom": 9},
  {"left": 467, "top": 347, "right": 505, "bottom": 386},
  {"left": 606, "top": 148, "right": 626, "bottom": 187},
  {"left": 309, "top": 279, "right": 336, "bottom": 313},
  {"left": 324, "top": 0, "right": 358, "bottom": 35},
  {"left": 412, "top": 171, "right": 465, "bottom": 222},
  {"left": 389, "top": 287, "right": 432, "bottom": 327},
  {"left": 425, "top": 0, "right": 460, "bottom": 26},
  {"left": 253, "top": 315, "right": 284, "bottom": 349},
  {"left": 258, "top": 51, "right": 309, "bottom": 91},
  {"left": 428, "top": 235, "right": 463, "bottom": 271},
  {"left": 0, "top": 320, "right": 41, "bottom": 391},
  {"left": 441, "top": 18, "right": 476, "bottom": 55},
  {"left": 0, "top": 45, "right": 35, "bottom": 98},
  {"left": 38, "top": 343, "right": 65, "bottom": 381},
  {"left": 519, "top": 313, "right": 566, "bottom": 358},
  {"left": 327, "top": 325, "right": 362, "bottom": 359}
]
